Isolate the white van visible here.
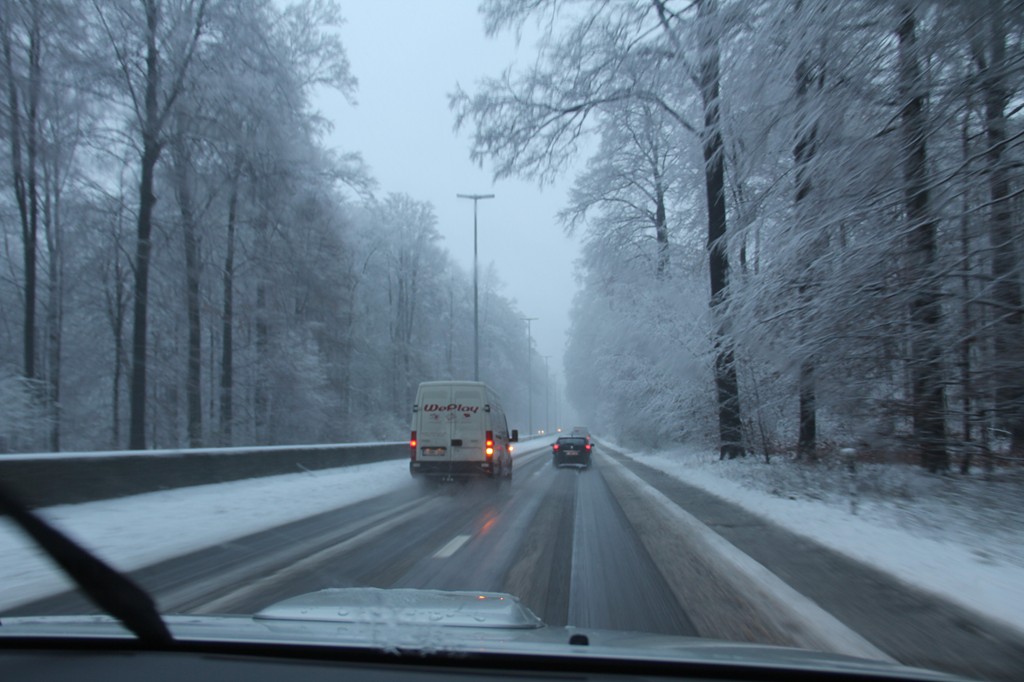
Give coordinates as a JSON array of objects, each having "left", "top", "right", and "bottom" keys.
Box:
[{"left": 409, "top": 381, "right": 518, "bottom": 482}]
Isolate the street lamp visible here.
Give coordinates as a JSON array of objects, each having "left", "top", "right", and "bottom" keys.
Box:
[
  {"left": 543, "top": 355, "right": 551, "bottom": 435},
  {"left": 553, "top": 376, "right": 560, "bottom": 432},
  {"left": 521, "top": 317, "right": 538, "bottom": 434},
  {"left": 456, "top": 193, "right": 495, "bottom": 382}
]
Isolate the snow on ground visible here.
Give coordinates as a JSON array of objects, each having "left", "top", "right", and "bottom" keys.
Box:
[
  {"left": 613, "top": 441, "right": 1024, "bottom": 637},
  {"left": 0, "top": 459, "right": 410, "bottom": 610}
]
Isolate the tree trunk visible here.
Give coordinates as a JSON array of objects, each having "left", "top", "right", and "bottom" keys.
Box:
[
  {"left": 698, "top": 0, "right": 744, "bottom": 459},
  {"left": 958, "top": 106, "right": 973, "bottom": 475},
  {"left": 798, "top": 361, "right": 816, "bottom": 458},
  {"left": 184, "top": 190, "right": 203, "bottom": 448},
  {"left": 794, "top": 43, "right": 821, "bottom": 461},
  {"left": 898, "top": 7, "right": 947, "bottom": 472},
  {"left": 113, "top": 323, "right": 123, "bottom": 447},
  {"left": 171, "top": 130, "right": 203, "bottom": 448},
  {"left": 25, "top": 5, "right": 39, "bottom": 382},
  {"left": 654, "top": 176, "right": 670, "bottom": 277},
  {"left": 124, "top": 0, "right": 206, "bottom": 449},
  {"left": 219, "top": 169, "right": 239, "bottom": 445},
  {"left": 255, "top": 281, "right": 269, "bottom": 441},
  {"left": 651, "top": 128, "right": 670, "bottom": 277},
  {"left": 106, "top": 219, "right": 129, "bottom": 449},
  {"left": 978, "top": 7, "right": 1022, "bottom": 451},
  {"left": 959, "top": 213, "right": 972, "bottom": 474},
  {"left": 1, "top": 3, "right": 40, "bottom": 380},
  {"left": 44, "top": 162, "right": 63, "bottom": 451},
  {"left": 128, "top": 134, "right": 161, "bottom": 447},
  {"left": 128, "top": 1, "right": 171, "bottom": 450}
]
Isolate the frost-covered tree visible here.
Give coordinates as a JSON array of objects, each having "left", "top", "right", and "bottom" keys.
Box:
[
  {"left": 453, "top": 0, "right": 749, "bottom": 457},
  {"left": 92, "top": 0, "right": 209, "bottom": 449},
  {"left": 465, "top": 0, "right": 1023, "bottom": 469}
]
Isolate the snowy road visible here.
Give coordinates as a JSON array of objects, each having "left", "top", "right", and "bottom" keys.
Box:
[
  {"left": 8, "top": 445, "right": 698, "bottom": 636},
  {"left": 6, "top": 442, "right": 1024, "bottom": 681}
]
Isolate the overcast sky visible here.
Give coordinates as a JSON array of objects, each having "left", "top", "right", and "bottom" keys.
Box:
[{"left": 315, "top": 1, "right": 582, "bottom": 384}]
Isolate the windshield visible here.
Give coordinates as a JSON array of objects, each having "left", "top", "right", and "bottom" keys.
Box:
[{"left": 0, "top": 1, "right": 1022, "bottom": 681}]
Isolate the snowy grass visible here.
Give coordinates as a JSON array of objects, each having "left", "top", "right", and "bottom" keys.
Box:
[{"left": 610, "top": 441, "right": 1024, "bottom": 637}]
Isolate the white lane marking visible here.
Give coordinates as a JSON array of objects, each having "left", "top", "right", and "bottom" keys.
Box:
[
  {"left": 567, "top": 467, "right": 584, "bottom": 627},
  {"left": 433, "top": 534, "right": 471, "bottom": 559}
]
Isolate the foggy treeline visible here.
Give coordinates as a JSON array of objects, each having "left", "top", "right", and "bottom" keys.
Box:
[
  {"left": 454, "top": 0, "right": 1024, "bottom": 471},
  {"left": 0, "top": 0, "right": 543, "bottom": 452}
]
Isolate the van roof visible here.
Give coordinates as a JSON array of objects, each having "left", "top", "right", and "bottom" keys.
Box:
[{"left": 417, "top": 381, "right": 489, "bottom": 389}]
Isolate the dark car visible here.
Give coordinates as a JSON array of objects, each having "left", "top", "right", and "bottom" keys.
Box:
[{"left": 552, "top": 436, "right": 592, "bottom": 468}]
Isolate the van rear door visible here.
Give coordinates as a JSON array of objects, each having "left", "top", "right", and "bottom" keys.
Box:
[
  {"left": 450, "top": 385, "right": 486, "bottom": 463},
  {"left": 417, "top": 384, "right": 453, "bottom": 461}
]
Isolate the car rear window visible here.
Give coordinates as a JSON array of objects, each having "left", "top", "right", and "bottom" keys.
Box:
[{"left": 558, "top": 438, "right": 587, "bottom": 447}]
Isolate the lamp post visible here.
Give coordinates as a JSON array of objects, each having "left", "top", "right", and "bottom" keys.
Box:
[
  {"left": 553, "top": 376, "right": 559, "bottom": 432},
  {"left": 543, "top": 356, "right": 551, "bottom": 435},
  {"left": 521, "top": 317, "right": 538, "bottom": 434},
  {"left": 456, "top": 193, "right": 495, "bottom": 381}
]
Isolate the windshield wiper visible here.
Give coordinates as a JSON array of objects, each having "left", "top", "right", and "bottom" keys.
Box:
[{"left": 0, "top": 482, "right": 173, "bottom": 646}]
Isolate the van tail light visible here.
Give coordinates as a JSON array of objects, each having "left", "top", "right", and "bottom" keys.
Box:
[
  {"left": 410, "top": 431, "right": 417, "bottom": 460},
  {"left": 485, "top": 431, "right": 494, "bottom": 457}
]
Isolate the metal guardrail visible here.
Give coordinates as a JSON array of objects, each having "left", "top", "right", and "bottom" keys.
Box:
[{"left": 0, "top": 442, "right": 407, "bottom": 509}]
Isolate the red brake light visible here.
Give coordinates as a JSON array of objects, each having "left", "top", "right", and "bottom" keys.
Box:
[
  {"left": 552, "top": 444, "right": 559, "bottom": 451},
  {"left": 485, "top": 430, "right": 494, "bottom": 457},
  {"left": 586, "top": 443, "right": 592, "bottom": 451},
  {"left": 410, "top": 431, "right": 417, "bottom": 460}
]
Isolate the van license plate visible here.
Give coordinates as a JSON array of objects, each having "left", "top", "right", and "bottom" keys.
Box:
[{"left": 423, "top": 447, "right": 446, "bottom": 456}]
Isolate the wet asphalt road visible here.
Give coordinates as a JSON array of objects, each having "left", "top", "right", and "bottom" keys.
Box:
[
  {"left": 8, "top": 443, "right": 695, "bottom": 637},
  {"left": 8, "top": 441, "right": 1024, "bottom": 681}
]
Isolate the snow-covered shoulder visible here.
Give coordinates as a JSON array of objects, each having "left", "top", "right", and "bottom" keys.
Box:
[
  {"left": 0, "top": 460, "right": 409, "bottom": 611},
  {"left": 624, "top": 445, "right": 1024, "bottom": 638}
]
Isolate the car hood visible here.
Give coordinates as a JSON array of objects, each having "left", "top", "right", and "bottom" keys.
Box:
[{"left": 0, "top": 588, "right": 967, "bottom": 681}]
